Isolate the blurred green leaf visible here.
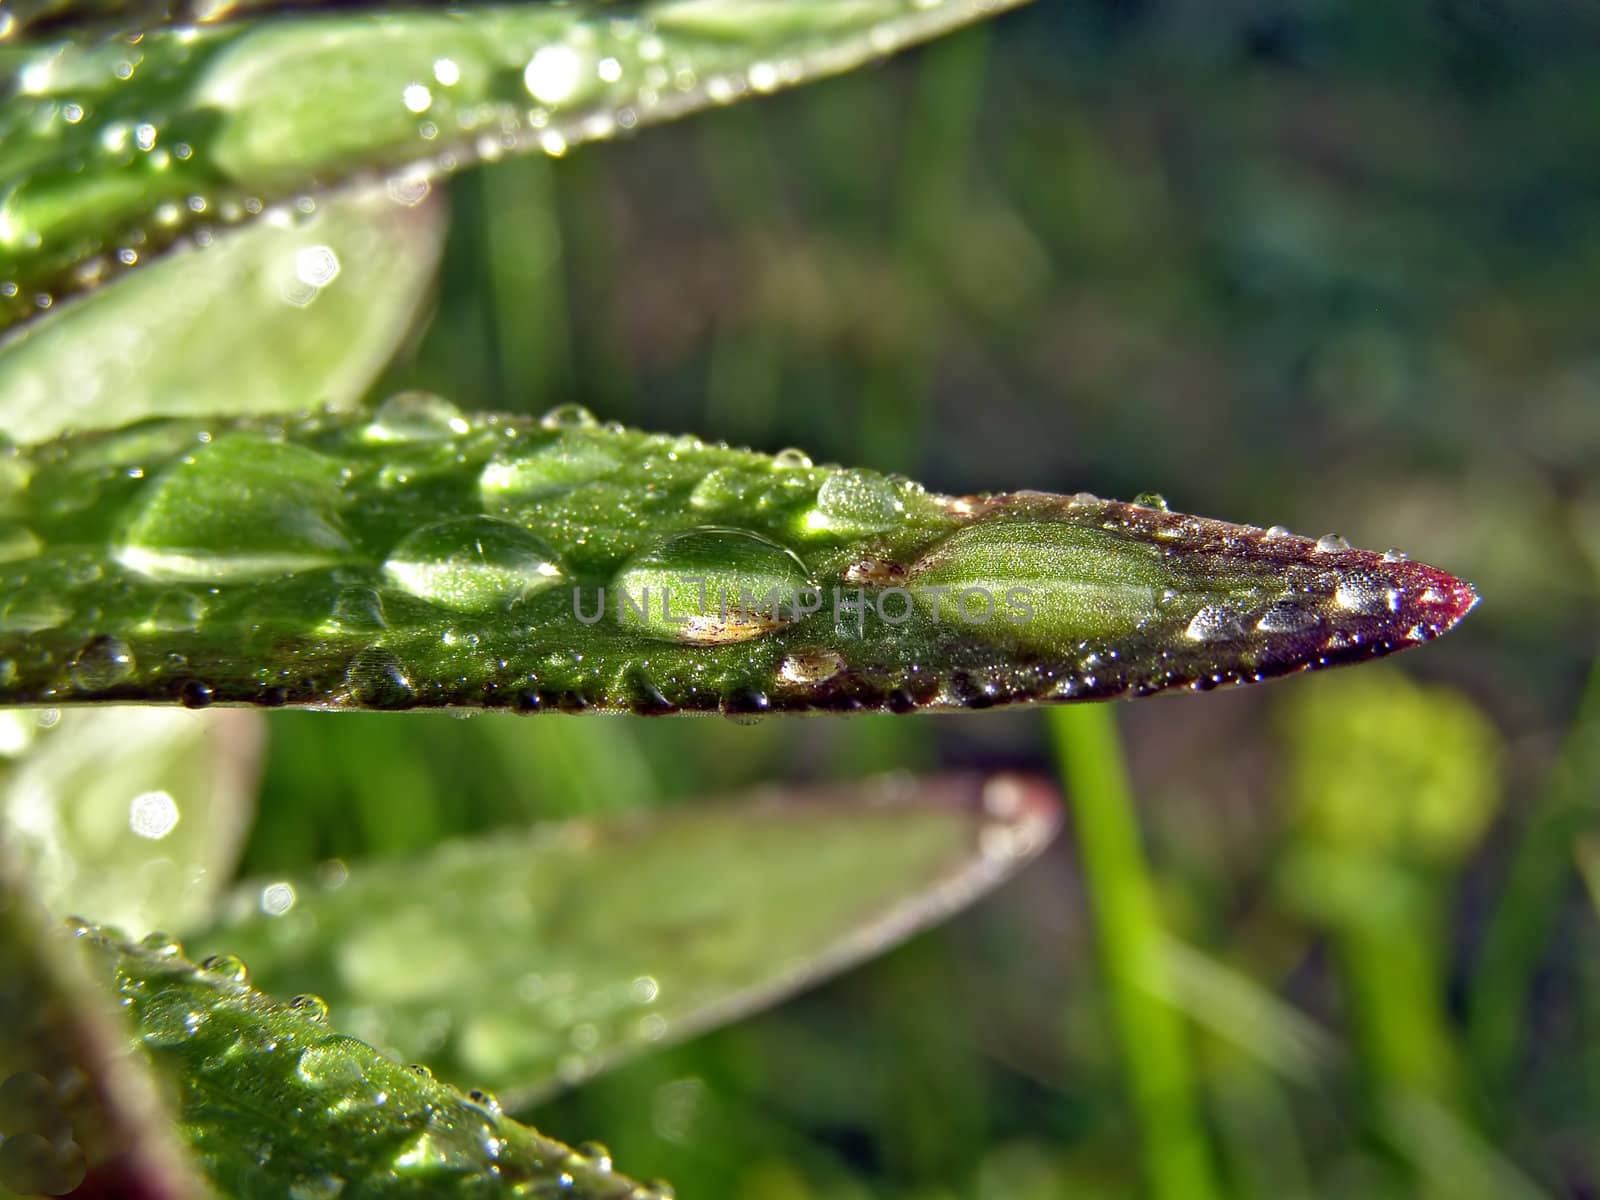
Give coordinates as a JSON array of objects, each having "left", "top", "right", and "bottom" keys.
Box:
[
  {"left": 1, "top": 706, "right": 262, "bottom": 935},
  {"left": 186, "top": 772, "right": 1060, "bottom": 1104},
  {"left": 0, "top": 409, "right": 1477, "bottom": 712},
  {"left": 0, "top": 842, "right": 204, "bottom": 1199},
  {"left": 0, "top": 182, "right": 445, "bottom": 444},
  {"left": 89, "top": 926, "right": 668, "bottom": 1199},
  {"left": 0, "top": 0, "right": 1032, "bottom": 329}
]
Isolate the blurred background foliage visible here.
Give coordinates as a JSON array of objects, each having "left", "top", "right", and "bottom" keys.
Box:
[{"left": 100, "top": 2, "right": 1600, "bottom": 1196}]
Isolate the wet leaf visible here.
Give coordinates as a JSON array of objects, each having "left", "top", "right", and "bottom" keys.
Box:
[
  {"left": 0, "top": 0, "right": 1031, "bottom": 330},
  {"left": 1, "top": 706, "right": 263, "bottom": 935},
  {"left": 0, "top": 181, "right": 446, "bottom": 445},
  {"left": 186, "top": 772, "right": 1061, "bottom": 1105},
  {"left": 0, "top": 842, "right": 204, "bottom": 1200},
  {"left": 82, "top": 925, "right": 668, "bottom": 1199},
  {"left": 0, "top": 409, "right": 1478, "bottom": 712}
]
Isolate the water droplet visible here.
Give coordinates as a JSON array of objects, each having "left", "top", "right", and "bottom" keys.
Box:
[
  {"left": 778, "top": 648, "right": 845, "bottom": 685},
  {"left": 1334, "top": 571, "right": 1400, "bottom": 616},
  {"left": 575, "top": 1141, "right": 613, "bottom": 1173},
  {"left": 384, "top": 516, "right": 565, "bottom": 612},
  {"left": 772, "top": 447, "right": 813, "bottom": 470},
  {"left": 289, "top": 994, "right": 331, "bottom": 1024},
  {"left": 1132, "top": 491, "right": 1170, "bottom": 511},
  {"left": 1382, "top": 548, "right": 1409, "bottom": 563},
  {"left": 118, "top": 436, "right": 351, "bottom": 581},
  {"left": 296, "top": 1039, "right": 367, "bottom": 1090},
  {"left": 688, "top": 466, "right": 748, "bottom": 511},
  {"left": 201, "top": 953, "right": 249, "bottom": 985},
  {"left": 0, "top": 589, "right": 69, "bottom": 633},
  {"left": 139, "top": 931, "right": 183, "bottom": 957},
  {"left": 1264, "top": 525, "right": 1293, "bottom": 540},
  {"left": 809, "top": 470, "right": 901, "bottom": 535},
  {"left": 613, "top": 527, "right": 815, "bottom": 645},
  {"left": 364, "top": 391, "right": 469, "bottom": 442},
  {"left": 539, "top": 404, "right": 599, "bottom": 431},
  {"left": 1184, "top": 604, "right": 1247, "bottom": 643},
  {"left": 142, "top": 588, "right": 207, "bottom": 633},
  {"left": 466, "top": 1088, "right": 503, "bottom": 1117},
  {"left": 1314, "top": 533, "right": 1351, "bottom": 553},
  {"left": 138, "top": 993, "right": 206, "bottom": 1047},
  {"left": 326, "top": 586, "right": 386, "bottom": 632},
  {"left": 0, "top": 522, "right": 40, "bottom": 563},
  {"left": 479, "top": 439, "right": 623, "bottom": 501},
  {"left": 345, "top": 647, "right": 415, "bottom": 709},
  {"left": 70, "top": 636, "right": 136, "bottom": 690},
  {"left": 1257, "top": 600, "right": 1319, "bottom": 633}
]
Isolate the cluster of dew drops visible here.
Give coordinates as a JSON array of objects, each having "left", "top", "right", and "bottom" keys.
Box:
[{"left": 76, "top": 922, "right": 676, "bottom": 1198}]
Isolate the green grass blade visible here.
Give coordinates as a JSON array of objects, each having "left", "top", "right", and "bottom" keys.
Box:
[
  {"left": 1049, "top": 704, "right": 1221, "bottom": 1200},
  {"left": 0, "top": 182, "right": 446, "bottom": 444},
  {"left": 0, "top": 409, "right": 1477, "bottom": 712},
  {"left": 184, "top": 772, "right": 1061, "bottom": 1105},
  {"left": 0, "top": 0, "right": 1033, "bottom": 330},
  {"left": 78, "top": 925, "right": 669, "bottom": 1199}
]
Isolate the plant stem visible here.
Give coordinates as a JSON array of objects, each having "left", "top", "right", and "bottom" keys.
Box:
[{"left": 1049, "top": 704, "right": 1221, "bottom": 1200}]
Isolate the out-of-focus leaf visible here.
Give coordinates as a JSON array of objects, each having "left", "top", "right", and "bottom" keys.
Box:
[
  {"left": 1, "top": 706, "right": 262, "bottom": 935},
  {"left": 0, "top": 0, "right": 1031, "bottom": 329},
  {"left": 0, "top": 182, "right": 445, "bottom": 444},
  {"left": 0, "top": 842, "right": 204, "bottom": 1199},
  {"left": 84, "top": 926, "right": 668, "bottom": 1199},
  {"left": 0, "top": 409, "right": 1478, "bottom": 712},
  {"left": 187, "top": 772, "right": 1061, "bottom": 1104}
]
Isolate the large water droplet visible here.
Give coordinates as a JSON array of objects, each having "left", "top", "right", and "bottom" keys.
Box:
[
  {"left": 70, "top": 636, "right": 135, "bottom": 690},
  {"left": 363, "top": 391, "right": 469, "bottom": 442},
  {"left": 612, "top": 527, "right": 816, "bottom": 644},
  {"left": 1184, "top": 604, "right": 1247, "bottom": 643},
  {"left": 688, "top": 466, "right": 748, "bottom": 511},
  {"left": 479, "top": 438, "right": 623, "bottom": 502},
  {"left": 384, "top": 516, "right": 565, "bottom": 612},
  {"left": 0, "top": 589, "right": 69, "bottom": 633},
  {"left": 200, "top": 952, "right": 249, "bottom": 985},
  {"left": 539, "top": 404, "right": 599, "bottom": 431},
  {"left": 809, "top": 470, "right": 901, "bottom": 535},
  {"left": 345, "top": 647, "right": 415, "bottom": 708},
  {"left": 1257, "top": 600, "right": 1319, "bottom": 633},
  {"left": 773, "top": 447, "right": 812, "bottom": 470},
  {"left": 289, "top": 994, "right": 331, "bottom": 1024},
  {"left": 1334, "top": 571, "right": 1400, "bottom": 616},
  {"left": 1315, "top": 533, "right": 1351, "bottom": 554},
  {"left": 118, "top": 436, "right": 351, "bottom": 581},
  {"left": 141, "top": 588, "right": 207, "bottom": 633},
  {"left": 296, "top": 1039, "right": 367, "bottom": 1090}
]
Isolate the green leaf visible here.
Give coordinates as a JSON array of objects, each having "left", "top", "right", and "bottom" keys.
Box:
[
  {"left": 0, "top": 408, "right": 1478, "bottom": 712},
  {"left": 1, "top": 706, "right": 263, "bottom": 934},
  {"left": 0, "top": 0, "right": 1032, "bottom": 330},
  {"left": 82, "top": 926, "right": 669, "bottom": 1199},
  {"left": 184, "top": 771, "right": 1061, "bottom": 1103},
  {"left": 0, "top": 841, "right": 204, "bottom": 1199},
  {"left": 0, "top": 181, "right": 446, "bottom": 444}
]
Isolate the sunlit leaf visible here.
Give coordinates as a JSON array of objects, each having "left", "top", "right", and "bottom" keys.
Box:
[
  {"left": 1, "top": 706, "right": 262, "bottom": 935},
  {"left": 185, "top": 772, "right": 1061, "bottom": 1104},
  {"left": 83, "top": 926, "right": 669, "bottom": 1199},
  {"left": 0, "top": 408, "right": 1478, "bottom": 711},
  {"left": 0, "top": 843, "right": 203, "bottom": 1199},
  {"left": 0, "top": 181, "right": 446, "bottom": 444},
  {"left": 0, "top": 0, "right": 1031, "bottom": 330}
]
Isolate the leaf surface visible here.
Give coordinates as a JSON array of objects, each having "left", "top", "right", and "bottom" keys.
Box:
[
  {"left": 0, "top": 408, "right": 1479, "bottom": 712},
  {"left": 0, "top": 0, "right": 1030, "bottom": 330},
  {"left": 188, "top": 772, "right": 1061, "bottom": 1104},
  {"left": 85, "top": 926, "right": 669, "bottom": 1199}
]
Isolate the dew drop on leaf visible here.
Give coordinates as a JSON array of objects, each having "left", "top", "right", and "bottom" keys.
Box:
[
  {"left": 69, "top": 635, "right": 136, "bottom": 690},
  {"left": 289, "top": 994, "right": 332, "bottom": 1024},
  {"left": 539, "top": 404, "right": 600, "bottom": 431},
  {"left": 363, "top": 392, "right": 470, "bottom": 443},
  {"left": 810, "top": 469, "right": 901, "bottom": 535},
  {"left": 345, "top": 647, "right": 416, "bottom": 709},
  {"left": 1257, "top": 599, "right": 1319, "bottom": 633},
  {"left": 200, "top": 952, "right": 250, "bottom": 985},
  {"left": 383, "top": 516, "right": 566, "bottom": 613},
  {"left": 612, "top": 527, "right": 815, "bottom": 645},
  {"left": 1315, "top": 533, "right": 1352, "bottom": 553},
  {"left": 478, "top": 438, "right": 624, "bottom": 502},
  {"left": 772, "top": 447, "right": 813, "bottom": 470}
]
